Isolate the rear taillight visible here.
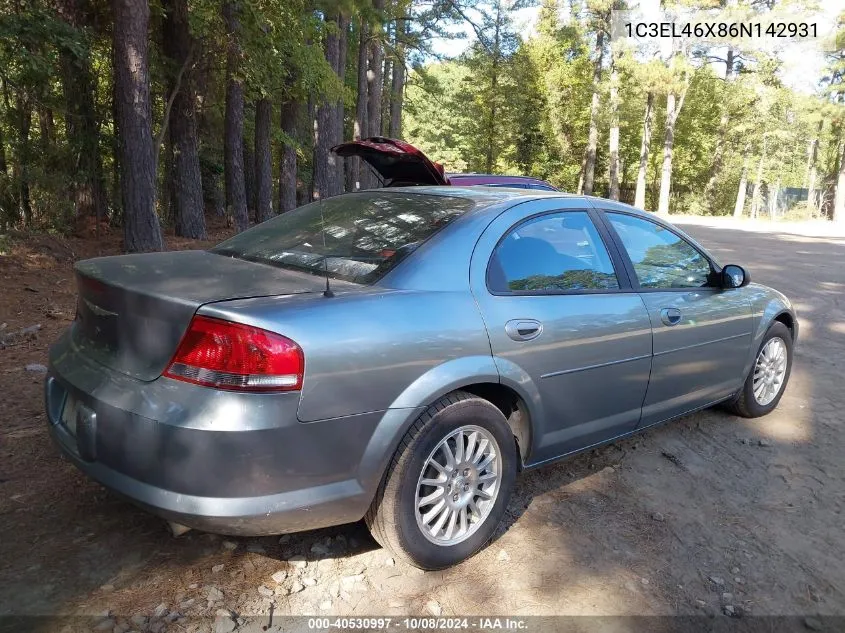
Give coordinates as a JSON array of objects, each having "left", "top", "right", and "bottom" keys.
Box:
[{"left": 164, "top": 315, "right": 303, "bottom": 392}]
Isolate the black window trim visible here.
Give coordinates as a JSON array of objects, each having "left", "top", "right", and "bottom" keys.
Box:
[
  {"left": 485, "top": 208, "right": 635, "bottom": 297},
  {"left": 594, "top": 208, "right": 723, "bottom": 294}
]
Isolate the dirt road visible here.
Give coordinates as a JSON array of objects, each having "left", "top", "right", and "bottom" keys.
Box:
[{"left": 1, "top": 219, "right": 843, "bottom": 630}]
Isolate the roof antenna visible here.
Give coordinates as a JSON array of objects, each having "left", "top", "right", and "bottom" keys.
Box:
[{"left": 318, "top": 198, "right": 334, "bottom": 298}]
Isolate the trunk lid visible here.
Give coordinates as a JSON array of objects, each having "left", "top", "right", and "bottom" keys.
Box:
[
  {"left": 331, "top": 137, "right": 450, "bottom": 187},
  {"left": 72, "top": 250, "right": 348, "bottom": 381}
]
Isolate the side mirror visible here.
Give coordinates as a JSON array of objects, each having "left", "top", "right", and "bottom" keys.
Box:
[{"left": 721, "top": 264, "right": 749, "bottom": 289}]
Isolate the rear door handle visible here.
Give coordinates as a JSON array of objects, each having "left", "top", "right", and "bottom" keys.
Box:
[
  {"left": 505, "top": 319, "right": 543, "bottom": 341},
  {"left": 660, "top": 307, "right": 682, "bottom": 326}
]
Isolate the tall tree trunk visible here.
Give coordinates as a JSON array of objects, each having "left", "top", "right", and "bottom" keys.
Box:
[
  {"left": 336, "top": 14, "right": 349, "bottom": 192},
  {"left": 15, "top": 93, "right": 33, "bottom": 226},
  {"left": 802, "top": 140, "right": 813, "bottom": 188},
  {"left": 202, "top": 163, "right": 225, "bottom": 217},
  {"left": 382, "top": 56, "right": 392, "bottom": 137},
  {"left": 279, "top": 97, "right": 299, "bottom": 213},
  {"left": 578, "top": 30, "right": 604, "bottom": 195},
  {"left": 110, "top": 62, "right": 122, "bottom": 224},
  {"left": 313, "top": 14, "right": 340, "bottom": 200},
  {"left": 0, "top": 121, "right": 6, "bottom": 176},
  {"left": 57, "top": 0, "right": 106, "bottom": 228},
  {"left": 806, "top": 119, "right": 822, "bottom": 212},
  {"left": 306, "top": 95, "right": 316, "bottom": 200},
  {"left": 366, "top": 0, "right": 385, "bottom": 169},
  {"left": 162, "top": 135, "right": 177, "bottom": 226},
  {"left": 0, "top": 121, "right": 10, "bottom": 230},
  {"left": 703, "top": 49, "right": 735, "bottom": 213},
  {"left": 648, "top": 145, "right": 660, "bottom": 210},
  {"left": 769, "top": 177, "right": 780, "bottom": 220},
  {"left": 803, "top": 119, "right": 822, "bottom": 188},
  {"left": 112, "top": 0, "right": 163, "bottom": 251},
  {"left": 750, "top": 138, "right": 767, "bottom": 220},
  {"left": 38, "top": 106, "right": 54, "bottom": 154},
  {"left": 656, "top": 77, "right": 689, "bottom": 216},
  {"left": 254, "top": 97, "right": 273, "bottom": 222},
  {"left": 389, "top": 66, "right": 405, "bottom": 138},
  {"left": 703, "top": 111, "right": 730, "bottom": 213},
  {"left": 195, "top": 54, "right": 224, "bottom": 218},
  {"left": 223, "top": 1, "right": 249, "bottom": 232},
  {"left": 834, "top": 140, "right": 845, "bottom": 223},
  {"left": 634, "top": 91, "right": 653, "bottom": 209},
  {"left": 243, "top": 133, "right": 256, "bottom": 217},
  {"left": 162, "top": 0, "right": 206, "bottom": 239},
  {"left": 352, "top": 15, "right": 369, "bottom": 190},
  {"left": 242, "top": 142, "right": 255, "bottom": 218},
  {"left": 485, "top": 6, "right": 502, "bottom": 174},
  {"left": 388, "top": 18, "right": 405, "bottom": 138},
  {"left": 608, "top": 47, "right": 620, "bottom": 200},
  {"left": 733, "top": 143, "right": 750, "bottom": 218}
]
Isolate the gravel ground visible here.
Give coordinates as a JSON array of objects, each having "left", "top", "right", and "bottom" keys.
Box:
[{"left": 1, "top": 218, "right": 843, "bottom": 630}]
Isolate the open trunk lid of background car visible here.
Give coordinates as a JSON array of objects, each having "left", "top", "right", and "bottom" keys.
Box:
[
  {"left": 331, "top": 137, "right": 449, "bottom": 186},
  {"left": 71, "top": 250, "right": 356, "bottom": 381}
]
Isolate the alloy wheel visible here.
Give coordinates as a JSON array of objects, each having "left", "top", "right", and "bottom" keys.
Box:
[
  {"left": 414, "top": 425, "right": 501, "bottom": 546},
  {"left": 753, "top": 336, "right": 788, "bottom": 406}
]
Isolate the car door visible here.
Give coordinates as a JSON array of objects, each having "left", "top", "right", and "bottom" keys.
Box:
[
  {"left": 600, "top": 210, "right": 754, "bottom": 427},
  {"left": 470, "top": 199, "right": 653, "bottom": 466}
]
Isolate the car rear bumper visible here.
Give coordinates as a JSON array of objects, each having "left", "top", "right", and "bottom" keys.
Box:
[
  {"left": 46, "top": 419, "right": 370, "bottom": 535},
  {"left": 45, "top": 331, "right": 382, "bottom": 535}
]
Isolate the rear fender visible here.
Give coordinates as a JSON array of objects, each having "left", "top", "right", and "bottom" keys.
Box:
[
  {"left": 358, "top": 355, "right": 497, "bottom": 494},
  {"left": 357, "top": 355, "right": 545, "bottom": 495}
]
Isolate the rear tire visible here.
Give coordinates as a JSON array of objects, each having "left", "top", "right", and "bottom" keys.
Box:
[
  {"left": 725, "top": 321, "right": 792, "bottom": 418},
  {"left": 365, "top": 391, "right": 517, "bottom": 570}
]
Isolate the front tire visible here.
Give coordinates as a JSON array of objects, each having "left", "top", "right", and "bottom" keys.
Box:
[
  {"left": 365, "top": 391, "right": 517, "bottom": 570},
  {"left": 726, "top": 321, "right": 793, "bottom": 418}
]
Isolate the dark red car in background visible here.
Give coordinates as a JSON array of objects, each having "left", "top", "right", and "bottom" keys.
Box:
[{"left": 332, "top": 137, "right": 557, "bottom": 191}]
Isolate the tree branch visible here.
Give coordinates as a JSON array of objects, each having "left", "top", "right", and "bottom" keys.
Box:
[
  {"left": 155, "top": 43, "right": 195, "bottom": 173},
  {"left": 443, "top": 0, "right": 493, "bottom": 54}
]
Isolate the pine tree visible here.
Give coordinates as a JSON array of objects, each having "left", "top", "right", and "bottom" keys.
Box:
[{"left": 113, "top": 0, "right": 163, "bottom": 251}]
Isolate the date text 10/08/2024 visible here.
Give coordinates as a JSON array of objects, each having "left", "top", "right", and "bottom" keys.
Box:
[{"left": 623, "top": 21, "right": 817, "bottom": 39}]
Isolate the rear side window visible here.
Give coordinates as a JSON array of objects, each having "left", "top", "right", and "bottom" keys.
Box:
[
  {"left": 606, "top": 213, "right": 714, "bottom": 289},
  {"left": 488, "top": 211, "right": 619, "bottom": 293},
  {"left": 212, "top": 192, "right": 475, "bottom": 284}
]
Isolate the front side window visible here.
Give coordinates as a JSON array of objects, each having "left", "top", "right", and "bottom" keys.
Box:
[
  {"left": 488, "top": 211, "right": 619, "bottom": 293},
  {"left": 606, "top": 213, "right": 714, "bottom": 289}
]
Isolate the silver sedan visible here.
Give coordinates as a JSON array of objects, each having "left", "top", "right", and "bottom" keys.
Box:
[{"left": 45, "top": 187, "right": 796, "bottom": 569}]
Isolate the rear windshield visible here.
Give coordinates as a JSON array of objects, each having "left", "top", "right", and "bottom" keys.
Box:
[{"left": 211, "top": 191, "right": 475, "bottom": 284}]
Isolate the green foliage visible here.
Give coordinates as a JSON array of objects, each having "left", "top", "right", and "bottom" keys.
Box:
[
  {"left": 405, "top": 0, "right": 595, "bottom": 187},
  {"left": 0, "top": 0, "right": 841, "bottom": 234},
  {"left": 407, "top": 0, "right": 830, "bottom": 216},
  {"left": 0, "top": 4, "right": 83, "bottom": 87}
]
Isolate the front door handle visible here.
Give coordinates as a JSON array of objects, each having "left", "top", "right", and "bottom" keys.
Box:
[
  {"left": 660, "top": 307, "right": 682, "bottom": 326},
  {"left": 505, "top": 319, "right": 543, "bottom": 341}
]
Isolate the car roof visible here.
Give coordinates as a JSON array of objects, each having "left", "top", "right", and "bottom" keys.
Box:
[
  {"left": 446, "top": 174, "right": 556, "bottom": 188},
  {"left": 369, "top": 185, "right": 713, "bottom": 254},
  {"left": 381, "top": 184, "right": 568, "bottom": 201},
  {"left": 376, "top": 185, "right": 655, "bottom": 220},
  {"left": 447, "top": 173, "right": 551, "bottom": 182}
]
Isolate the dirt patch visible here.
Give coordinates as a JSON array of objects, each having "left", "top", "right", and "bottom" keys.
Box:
[{"left": 1, "top": 219, "right": 844, "bottom": 629}]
